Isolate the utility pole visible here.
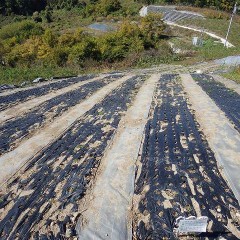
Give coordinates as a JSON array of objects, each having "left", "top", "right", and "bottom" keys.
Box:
[{"left": 224, "top": 2, "right": 237, "bottom": 47}]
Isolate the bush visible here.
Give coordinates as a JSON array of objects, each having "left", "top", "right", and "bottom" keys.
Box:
[
  {"left": 140, "top": 14, "right": 166, "bottom": 48},
  {"left": 85, "top": 0, "right": 123, "bottom": 17},
  {"left": 32, "top": 11, "right": 42, "bottom": 22},
  {"left": 42, "top": 29, "right": 57, "bottom": 47},
  {"left": 5, "top": 37, "right": 40, "bottom": 66},
  {"left": 52, "top": 47, "right": 69, "bottom": 66},
  {"left": 0, "top": 20, "right": 44, "bottom": 42},
  {"left": 0, "top": 40, "right": 5, "bottom": 64},
  {"left": 98, "top": 21, "right": 145, "bottom": 62},
  {"left": 68, "top": 38, "right": 100, "bottom": 65},
  {"left": 97, "top": 0, "right": 122, "bottom": 16}
]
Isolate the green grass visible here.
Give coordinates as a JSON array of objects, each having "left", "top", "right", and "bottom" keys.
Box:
[
  {"left": 0, "top": 14, "right": 29, "bottom": 28},
  {"left": 180, "top": 18, "right": 240, "bottom": 47},
  {"left": 168, "top": 24, "right": 239, "bottom": 65},
  {"left": 40, "top": 8, "right": 93, "bottom": 33},
  {"left": 0, "top": 65, "right": 80, "bottom": 85},
  {"left": 222, "top": 67, "right": 240, "bottom": 84}
]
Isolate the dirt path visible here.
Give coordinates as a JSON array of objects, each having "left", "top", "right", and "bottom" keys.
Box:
[
  {"left": 78, "top": 74, "right": 160, "bottom": 240},
  {"left": 0, "top": 75, "right": 108, "bottom": 123},
  {"left": 181, "top": 74, "right": 240, "bottom": 202},
  {"left": 0, "top": 75, "right": 132, "bottom": 185},
  {"left": 166, "top": 21, "right": 234, "bottom": 48}
]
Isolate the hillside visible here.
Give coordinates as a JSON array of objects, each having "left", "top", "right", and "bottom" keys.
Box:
[
  {"left": 0, "top": 0, "right": 240, "bottom": 85},
  {"left": 0, "top": 1, "right": 240, "bottom": 239}
]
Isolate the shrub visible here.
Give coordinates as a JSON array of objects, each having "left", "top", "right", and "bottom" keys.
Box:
[
  {"left": 42, "top": 29, "right": 57, "bottom": 47},
  {"left": 97, "top": 0, "right": 122, "bottom": 16},
  {"left": 32, "top": 11, "right": 42, "bottom": 22},
  {"left": 0, "top": 20, "right": 44, "bottom": 42},
  {"left": 68, "top": 38, "right": 100, "bottom": 65},
  {"left": 0, "top": 40, "right": 5, "bottom": 64},
  {"left": 6, "top": 40, "right": 37, "bottom": 67},
  {"left": 98, "top": 22, "right": 145, "bottom": 62},
  {"left": 52, "top": 47, "right": 69, "bottom": 66},
  {"left": 140, "top": 14, "right": 166, "bottom": 48},
  {"left": 85, "top": 0, "right": 122, "bottom": 17}
]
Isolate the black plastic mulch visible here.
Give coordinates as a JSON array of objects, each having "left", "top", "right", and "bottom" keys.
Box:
[
  {"left": 0, "top": 75, "right": 99, "bottom": 111},
  {"left": 0, "top": 75, "right": 145, "bottom": 240},
  {"left": 0, "top": 76, "right": 118, "bottom": 155},
  {"left": 134, "top": 74, "right": 240, "bottom": 240},
  {"left": 192, "top": 74, "right": 240, "bottom": 132}
]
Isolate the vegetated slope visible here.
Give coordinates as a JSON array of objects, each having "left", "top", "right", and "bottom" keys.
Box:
[
  {"left": 0, "top": 70, "right": 239, "bottom": 239},
  {"left": 0, "top": 0, "right": 236, "bottom": 15},
  {"left": 1, "top": 0, "right": 239, "bottom": 85}
]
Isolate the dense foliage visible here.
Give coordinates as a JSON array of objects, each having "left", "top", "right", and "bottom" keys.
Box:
[
  {"left": 0, "top": 0, "right": 238, "bottom": 15},
  {"left": 0, "top": 14, "right": 168, "bottom": 68}
]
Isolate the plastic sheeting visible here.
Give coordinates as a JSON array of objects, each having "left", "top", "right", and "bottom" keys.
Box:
[{"left": 134, "top": 74, "right": 240, "bottom": 239}]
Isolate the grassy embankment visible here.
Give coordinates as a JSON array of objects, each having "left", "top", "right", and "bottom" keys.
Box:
[
  {"left": 222, "top": 67, "right": 240, "bottom": 83},
  {"left": 175, "top": 6, "right": 240, "bottom": 62}
]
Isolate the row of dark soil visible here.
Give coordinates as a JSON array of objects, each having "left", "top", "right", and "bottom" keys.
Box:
[
  {"left": 0, "top": 75, "right": 98, "bottom": 111},
  {"left": 0, "top": 76, "right": 145, "bottom": 239},
  {"left": 192, "top": 74, "right": 240, "bottom": 132},
  {"left": 0, "top": 76, "right": 120, "bottom": 155},
  {"left": 134, "top": 74, "right": 240, "bottom": 239}
]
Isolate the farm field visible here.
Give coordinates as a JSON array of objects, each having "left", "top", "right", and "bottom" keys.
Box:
[{"left": 0, "top": 64, "right": 239, "bottom": 239}]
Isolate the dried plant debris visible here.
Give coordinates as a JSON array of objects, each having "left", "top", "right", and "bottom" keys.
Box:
[
  {"left": 133, "top": 74, "right": 240, "bottom": 240},
  {"left": 0, "top": 76, "right": 145, "bottom": 239},
  {"left": 0, "top": 76, "right": 117, "bottom": 155},
  {"left": 192, "top": 74, "right": 240, "bottom": 132}
]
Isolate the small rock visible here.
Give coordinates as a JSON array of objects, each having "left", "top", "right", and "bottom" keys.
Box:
[
  {"left": 32, "top": 77, "right": 45, "bottom": 83},
  {"left": 196, "top": 69, "right": 202, "bottom": 74},
  {"left": 20, "top": 179, "right": 28, "bottom": 185},
  {"left": 20, "top": 81, "right": 27, "bottom": 87}
]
